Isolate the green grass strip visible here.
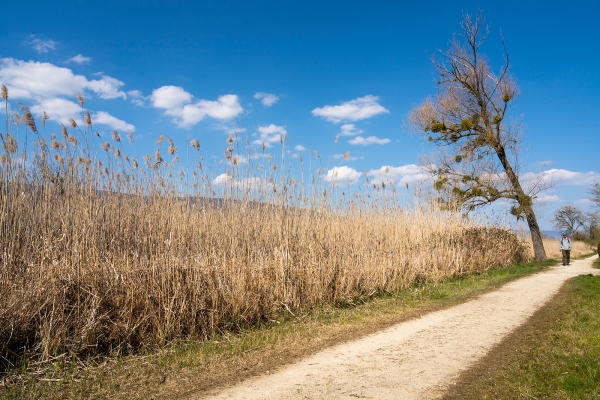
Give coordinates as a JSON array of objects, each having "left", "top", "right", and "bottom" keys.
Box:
[{"left": 444, "top": 262, "right": 600, "bottom": 399}]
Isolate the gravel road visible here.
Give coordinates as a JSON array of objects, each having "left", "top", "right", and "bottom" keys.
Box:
[{"left": 198, "top": 256, "right": 599, "bottom": 400}]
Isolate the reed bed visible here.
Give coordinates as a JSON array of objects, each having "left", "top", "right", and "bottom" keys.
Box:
[{"left": 0, "top": 90, "right": 528, "bottom": 365}]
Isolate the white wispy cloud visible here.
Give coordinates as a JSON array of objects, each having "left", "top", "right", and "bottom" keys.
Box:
[
  {"left": 29, "top": 99, "right": 135, "bottom": 131},
  {"left": 367, "top": 164, "right": 428, "bottom": 186},
  {"left": 294, "top": 145, "right": 306, "bottom": 151},
  {"left": 348, "top": 135, "right": 391, "bottom": 146},
  {"left": 68, "top": 54, "right": 92, "bottom": 65},
  {"left": 127, "top": 90, "right": 148, "bottom": 106},
  {"left": 151, "top": 85, "right": 243, "bottom": 128},
  {"left": 212, "top": 122, "right": 247, "bottom": 135},
  {"left": 254, "top": 92, "right": 279, "bottom": 107},
  {"left": 252, "top": 124, "right": 287, "bottom": 148},
  {"left": 332, "top": 153, "right": 363, "bottom": 161},
  {"left": 213, "top": 173, "right": 265, "bottom": 188},
  {"left": 27, "top": 98, "right": 135, "bottom": 131},
  {"left": 93, "top": 111, "right": 135, "bottom": 132},
  {"left": 324, "top": 166, "right": 361, "bottom": 183},
  {"left": 338, "top": 123, "right": 363, "bottom": 136},
  {"left": 88, "top": 73, "right": 128, "bottom": 99},
  {"left": 227, "top": 152, "right": 269, "bottom": 165},
  {"left": 312, "top": 95, "right": 389, "bottom": 123},
  {"left": 523, "top": 169, "right": 600, "bottom": 186},
  {"left": 536, "top": 194, "right": 561, "bottom": 203},
  {"left": 28, "top": 36, "right": 56, "bottom": 53}
]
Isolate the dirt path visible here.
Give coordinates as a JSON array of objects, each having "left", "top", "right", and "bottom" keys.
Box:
[{"left": 197, "top": 256, "right": 598, "bottom": 400}]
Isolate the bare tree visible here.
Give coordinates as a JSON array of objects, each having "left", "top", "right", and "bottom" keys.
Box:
[
  {"left": 408, "top": 13, "right": 551, "bottom": 261},
  {"left": 552, "top": 205, "right": 585, "bottom": 236},
  {"left": 590, "top": 180, "right": 600, "bottom": 209}
]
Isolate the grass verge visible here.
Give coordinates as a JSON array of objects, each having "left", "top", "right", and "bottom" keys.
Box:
[
  {"left": 1, "top": 258, "right": 557, "bottom": 400},
  {"left": 443, "top": 257, "right": 600, "bottom": 400}
]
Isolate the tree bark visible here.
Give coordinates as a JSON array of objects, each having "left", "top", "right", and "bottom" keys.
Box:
[
  {"left": 495, "top": 146, "right": 548, "bottom": 261},
  {"left": 523, "top": 205, "right": 547, "bottom": 261}
]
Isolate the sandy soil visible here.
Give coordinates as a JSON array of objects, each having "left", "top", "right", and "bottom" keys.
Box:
[{"left": 197, "top": 256, "right": 599, "bottom": 400}]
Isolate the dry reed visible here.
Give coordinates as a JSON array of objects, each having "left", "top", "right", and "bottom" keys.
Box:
[
  {"left": 0, "top": 92, "right": 529, "bottom": 365},
  {"left": 539, "top": 238, "right": 594, "bottom": 259}
]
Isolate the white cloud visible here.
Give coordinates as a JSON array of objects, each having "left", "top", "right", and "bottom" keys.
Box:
[
  {"left": 535, "top": 194, "right": 561, "bottom": 203},
  {"left": 348, "top": 135, "right": 391, "bottom": 146},
  {"left": 252, "top": 124, "right": 287, "bottom": 147},
  {"left": 151, "top": 85, "right": 243, "bottom": 128},
  {"left": 574, "top": 198, "right": 593, "bottom": 206},
  {"left": 179, "top": 95, "right": 242, "bottom": 124},
  {"left": 127, "top": 90, "right": 148, "bottom": 106},
  {"left": 550, "top": 169, "right": 600, "bottom": 185},
  {"left": 228, "top": 152, "right": 269, "bottom": 165},
  {"left": 523, "top": 169, "right": 600, "bottom": 187},
  {"left": 29, "top": 37, "right": 56, "bottom": 53},
  {"left": 213, "top": 173, "right": 231, "bottom": 185},
  {"left": 294, "top": 145, "right": 306, "bottom": 151},
  {"left": 0, "top": 57, "right": 134, "bottom": 135},
  {"left": 332, "top": 153, "right": 362, "bottom": 161},
  {"left": 213, "top": 173, "right": 265, "bottom": 188},
  {"left": 0, "top": 58, "right": 126, "bottom": 100},
  {"left": 324, "top": 166, "right": 361, "bottom": 183},
  {"left": 339, "top": 123, "right": 363, "bottom": 136},
  {"left": 28, "top": 97, "right": 134, "bottom": 132},
  {"left": 254, "top": 92, "right": 279, "bottom": 107},
  {"left": 69, "top": 54, "right": 92, "bottom": 65},
  {"left": 127, "top": 90, "right": 144, "bottom": 97},
  {"left": 30, "top": 98, "right": 82, "bottom": 125},
  {"left": 93, "top": 111, "right": 135, "bottom": 132},
  {"left": 312, "top": 95, "right": 389, "bottom": 123},
  {"left": 151, "top": 86, "right": 191, "bottom": 112},
  {"left": 29, "top": 99, "right": 134, "bottom": 132},
  {"left": 212, "top": 122, "right": 247, "bottom": 135},
  {"left": 367, "top": 164, "right": 428, "bottom": 186},
  {"left": 87, "top": 74, "right": 128, "bottom": 99}
]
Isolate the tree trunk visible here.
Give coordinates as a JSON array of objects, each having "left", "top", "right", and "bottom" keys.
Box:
[
  {"left": 495, "top": 147, "right": 548, "bottom": 261},
  {"left": 523, "top": 205, "right": 548, "bottom": 261}
]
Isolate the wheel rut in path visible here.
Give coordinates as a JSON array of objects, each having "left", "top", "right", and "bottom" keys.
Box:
[{"left": 195, "top": 256, "right": 599, "bottom": 400}]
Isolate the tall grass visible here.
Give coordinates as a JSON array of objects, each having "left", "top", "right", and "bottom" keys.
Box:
[
  {"left": 0, "top": 89, "right": 528, "bottom": 365},
  {"left": 539, "top": 239, "right": 594, "bottom": 259}
]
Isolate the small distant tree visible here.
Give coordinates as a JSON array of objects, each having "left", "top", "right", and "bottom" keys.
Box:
[
  {"left": 553, "top": 205, "right": 585, "bottom": 236},
  {"left": 408, "top": 13, "right": 551, "bottom": 260},
  {"left": 584, "top": 211, "right": 600, "bottom": 240}
]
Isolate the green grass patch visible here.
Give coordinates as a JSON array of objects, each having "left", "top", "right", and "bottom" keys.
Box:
[
  {"left": 577, "top": 252, "right": 598, "bottom": 260},
  {"left": 1, "top": 258, "right": 558, "bottom": 400},
  {"left": 443, "top": 264, "right": 600, "bottom": 399}
]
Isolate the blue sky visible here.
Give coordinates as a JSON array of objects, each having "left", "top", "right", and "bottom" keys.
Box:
[{"left": 0, "top": 0, "right": 598, "bottom": 230}]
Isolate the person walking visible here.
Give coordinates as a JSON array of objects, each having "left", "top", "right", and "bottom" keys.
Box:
[{"left": 560, "top": 233, "right": 572, "bottom": 266}]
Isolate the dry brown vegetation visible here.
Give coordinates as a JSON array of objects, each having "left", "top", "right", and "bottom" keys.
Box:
[
  {"left": 539, "top": 238, "right": 594, "bottom": 259},
  {"left": 0, "top": 89, "right": 529, "bottom": 368}
]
